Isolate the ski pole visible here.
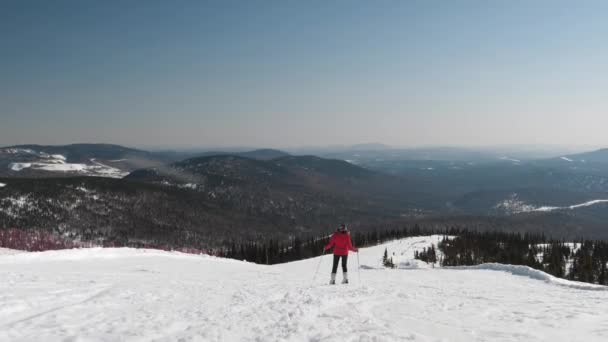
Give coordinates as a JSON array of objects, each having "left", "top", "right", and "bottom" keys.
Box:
[
  {"left": 357, "top": 251, "right": 361, "bottom": 285},
  {"left": 312, "top": 250, "right": 325, "bottom": 285}
]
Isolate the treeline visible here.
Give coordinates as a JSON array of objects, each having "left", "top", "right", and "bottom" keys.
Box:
[
  {"left": 0, "top": 228, "right": 81, "bottom": 251},
  {"left": 4, "top": 223, "right": 608, "bottom": 286},
  {"left": 221, "top": 224, "right": 430, "bottom": 264},
  {"left": 416, "top": 230, "right": 608, "bottom": 285},
  {"left": 0, "top": 224, "right": 431, "bottom": 261},
  {"left": 0, "top": 227, "right": 219, "bottom": 255}
]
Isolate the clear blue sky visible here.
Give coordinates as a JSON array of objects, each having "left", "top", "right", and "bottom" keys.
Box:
[{"left": 1, "top": 0, "right": 607, "bottom": 149}]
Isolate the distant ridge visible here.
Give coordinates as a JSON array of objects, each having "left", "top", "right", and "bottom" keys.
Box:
[
  {"left": 0, "top": 143, "right": 189, "bottom": 178},
  {"left": 4, "top": 144, "right": 149, "bottom": 163},
  {"left": 194, "top": 149, "right": 290, "bottom": 161},
  {"left": 562, "top": 148, "right": 608, "bottom": 164},
  {"left": 350, "top": 143, "right": 393, "bottom": 151}
]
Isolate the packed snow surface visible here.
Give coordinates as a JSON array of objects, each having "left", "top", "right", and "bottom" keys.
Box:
[{"left": 1, "top": 236, "right": 608, "bottom": 342}]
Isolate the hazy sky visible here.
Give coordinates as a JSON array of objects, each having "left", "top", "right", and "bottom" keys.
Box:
[{"left": 1, "top": 1, "right": 607, "bottom": 149}]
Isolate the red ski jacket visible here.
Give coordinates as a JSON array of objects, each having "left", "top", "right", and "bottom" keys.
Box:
[{"left": 324, "top": 232, "right": 358, "bottom": 256}]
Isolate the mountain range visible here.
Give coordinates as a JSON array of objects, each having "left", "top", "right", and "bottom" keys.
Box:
[{"left": 1, "top": 143, "right": 608, "bottom": 247}]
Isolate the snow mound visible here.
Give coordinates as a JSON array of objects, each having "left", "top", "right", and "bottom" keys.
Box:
[
  {"left": 0, "top": 248, "right": 23, "bottom": 255},
  {"left": 453, "top": 263, "right": 608, "bottom": 291},
  {"left": 0, "top": 247, "right": 234, "bottom": 264}
]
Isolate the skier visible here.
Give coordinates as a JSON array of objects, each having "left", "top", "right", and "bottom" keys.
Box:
[{"left": 324, "top": 224, "right": 358, "bottom": 284}]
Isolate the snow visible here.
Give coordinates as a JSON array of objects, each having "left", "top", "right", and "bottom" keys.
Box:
[
  {"left": 494, "top": 194, "right": 537, "bottom": 214},
  {"left": 0, "top": 248, "right": 23, "bottom": 255},
  {"left": 51, "top": 154, "right": 66, "bottom": 161},
  {"left": 451, "top": 263, "right": 607, "bottom": 291},
  {"left": 495, "top": 194, "right": 608, "bottom": 214},
  {"left": 0, "top": 195, "right": 36, "bottom": 218},
  {"left": 9, "top": 163, "right": 32, "bottom": 171},
  {"left": 561, "top": 156, "right": 574, "bottom": 162},
  {"left": 534, "top": 199, "right": 608, "bottom": 212},
  {"left": 3, "top": 148, "right": 37, "bottom": 155},
  {"left": 37, "top": 163, "right": 88, "bottom": 172},
  {"left": 89, "top": 159, "right": 129, "bottom": 178},
  {"left": 7, "top": 159, "right": 127, "bottom": 178},
  {"left": 1, "top": 236, "right": 608, "bottom": 341},
  {"left": 0, "top": 183, "right": 5, "bottom": 188},
  {"left": 179, "top": 183, "right": 198, "bottom": 190},
  {"left": 499, "top": 156, "right": 521, "bottom": 163},
  {"left": 4, "top": 150, "right": 127, "bottom": 178}
]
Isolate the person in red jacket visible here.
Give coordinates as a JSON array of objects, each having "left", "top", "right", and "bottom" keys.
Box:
[{"left": 324, "top": 224, "right": 358, "bottom": 284}]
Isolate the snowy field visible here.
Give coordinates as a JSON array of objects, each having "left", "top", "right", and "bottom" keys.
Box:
[
  {"left": 4, "top": 149, "right": 128, "bottom": 178},
  {"left": 1, "top": 236, "right": 608, "bottom": 342}
]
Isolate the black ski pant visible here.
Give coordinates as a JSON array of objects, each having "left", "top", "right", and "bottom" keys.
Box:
[{"left": 331, "top": 255, "right": 348, "bottom": 274}]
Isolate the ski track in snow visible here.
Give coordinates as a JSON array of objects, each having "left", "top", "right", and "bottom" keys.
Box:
[
  {"left": 1, "top": 237, "right": 608, "bottom": 342},
  {"left": 496, "top": 194, "right": 608, "bottom": 214},
  {"left": 533, "top": 199, "right": 608, "bottom": 212}
]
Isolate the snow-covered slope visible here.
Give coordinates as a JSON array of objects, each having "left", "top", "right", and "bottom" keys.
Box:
[
  {"left": 1, "top": 236, "right": 607, "bottom": 342},
  {"left": 8, "top": 157, "right": 127, "bottom": 178},
  {"left": 1, "top": 148, "right": 128, "bottom": 178},
  {"left": 0, "top": 247, "right": 22, "bottom": 255}
]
